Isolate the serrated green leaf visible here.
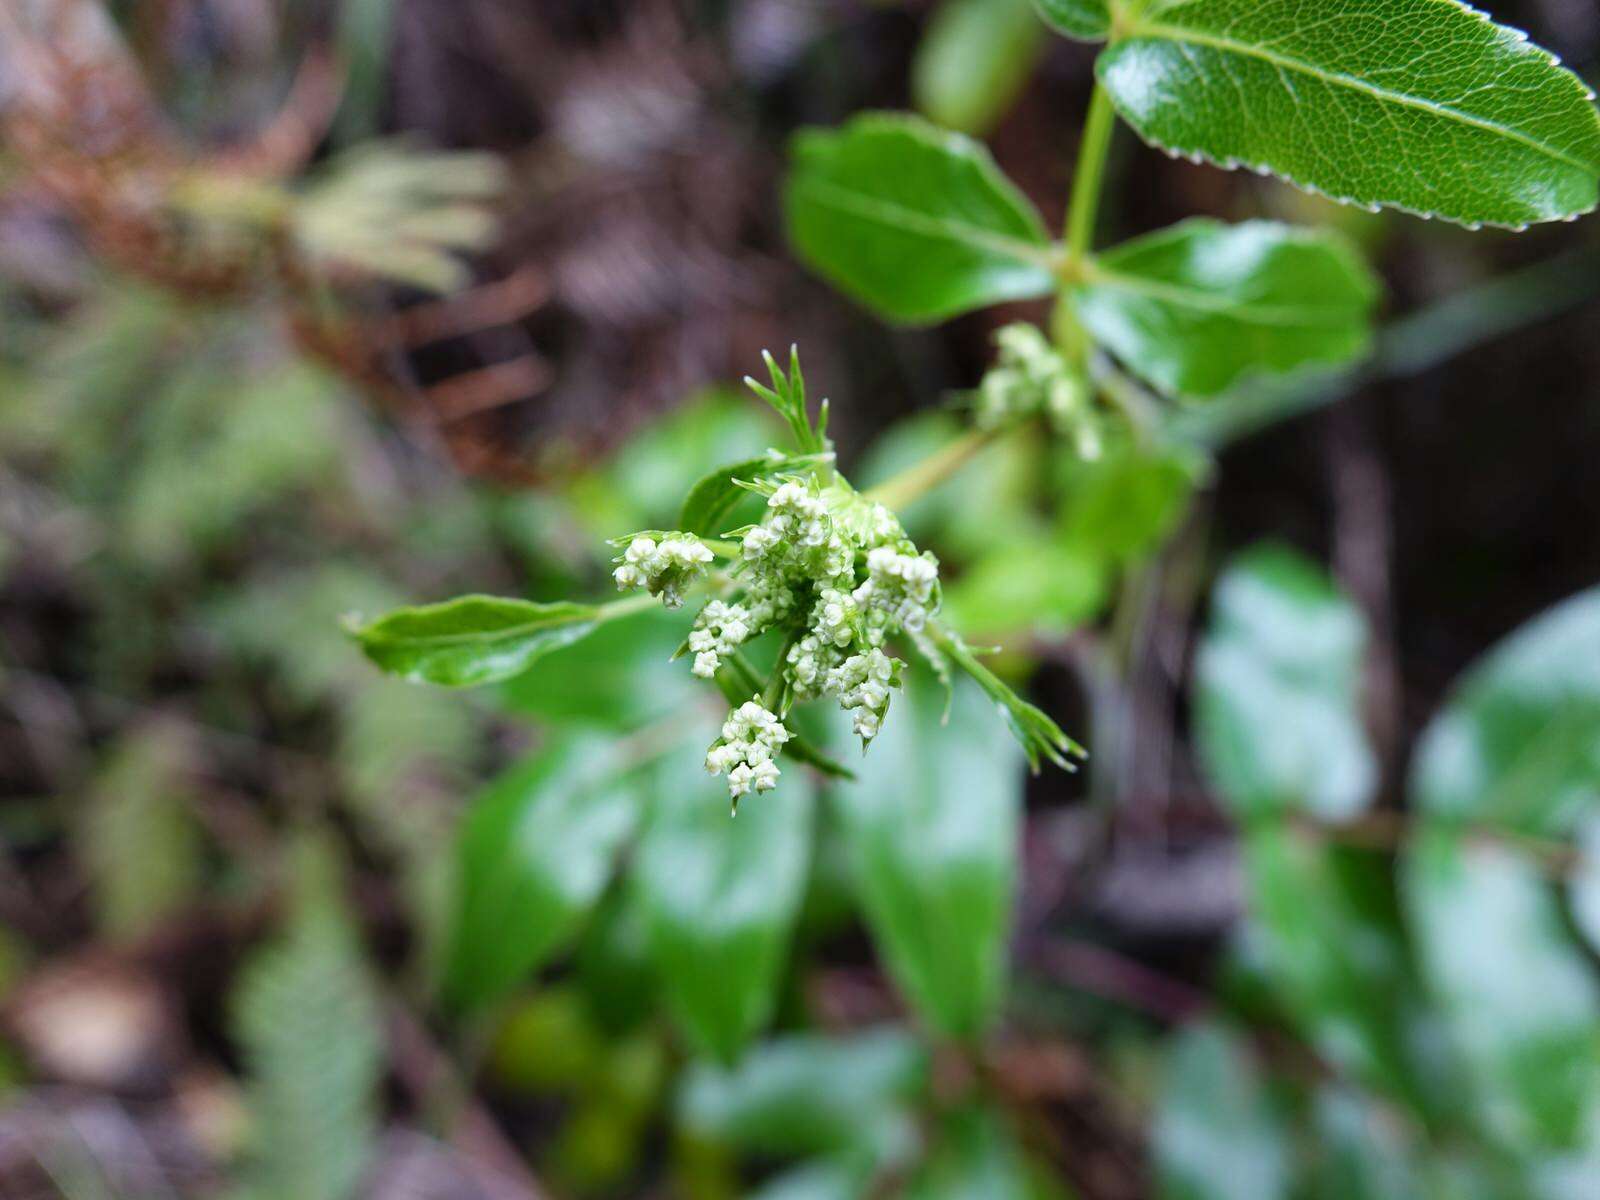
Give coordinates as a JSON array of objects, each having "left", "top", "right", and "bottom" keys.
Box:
[
  {"left": 679, "top": 1028, "right": 926, "bottom": 1160},
  {"left": 1402, "top": 831, "right": 1600, "bottom": 1151},
  {"left": 1100, "top": 0, "right": 1600, "bottom": 229},
  {"left": 1409, "top": 586, "right": 1600, "bottom": 838},
  {"left": 785, "top": 113, "right": 1057, "bottom": 323},
  {"left": 1033, "top": 0, "right": 1108, "bottom": 41},
  {"left": 231, "top": 844, "right": 381, "bottom": 1200},
  {"left": 1154, "top": 1023, "right": 1290, "bottom": 1200},
  {"left": 443, "top": 735, "right": 641, "bottom": 1011},
  {"left": 1076, "top": 220, "right": 1378, "bottom": 398},
  {"left": 914, "top": 0, "right": 1047, "bottom": 136},
  {"left": 634, "top": 744, "right": 814, "bottom": 1063},
  {"left": 1195, "top": 544, "right": 1377, "bottom": 820},
  {"left": 351, "top": 594, "right": 600, "bottom": 688},
  {"left": 681, "top": 453, "right": 828, "bottom": 537},
  {"left": 833, "top": 676, "right": 1022, "bottom": 1040}
]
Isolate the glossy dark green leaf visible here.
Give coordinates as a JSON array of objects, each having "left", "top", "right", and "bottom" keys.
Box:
[
  {"left": 634, "top": 745, "right": 814, "bottom": 1063},
  {"left": 1402, "top": 831, "right": 1600, "bottom": 1151},
  {"left": 1409, "top": 586, "right": 1600, "bottom": 837},
  {"left": 443, "top": 736, "right": 641, "bottom": 1011},
  {"left": 680, "top": 453, "right": 828, "bottom": 538},
  {"left": 678, "top": 1028, "right": 925, "bottom": 1160},
  {"left": 1243, "top": 830, "right": 1445, "bottom": 1116},
  {"left": 914, "top": 0, "right": 1047, "bottom": 136},
  {"left": 786, "top": 113, "right": 1056, "bottom": 323},
  {"left": 1075, "top": 220, "right": 1378, "bottom": 398},
  {"left": 1154, "top": 1023, "right": 1290, "bottom": 1200},
  {"left": 575, "top": 886, "right": 660, "bottom": 1036},
  {"left": 351, "top": 593, "right": 600, "bottom": 688},
  {"left": 1032, "top": 0, "right": 1108, "bottom": 41},
  {"left": 1099, "top": 0, "right": 1600, "bottom": 229},
  {"left": 833, "top": 676, "right": 1023, "bottom": 1039},
  {"left": 1196, "top": 544, "right": 1376, "bottom": 820},
  {"left": 498, "top": 608, "right": 696, "bottom": 730}
]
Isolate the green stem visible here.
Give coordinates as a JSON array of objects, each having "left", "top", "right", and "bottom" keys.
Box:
[
  {"left": 864, "top": 428, "right": 994, "bottom": 511},
  {"left": 595, "top": 592, "right": 661, "bottom": 622},
  {"left": 1065, "top": 83, "right": 1117, "bottom": 262}
]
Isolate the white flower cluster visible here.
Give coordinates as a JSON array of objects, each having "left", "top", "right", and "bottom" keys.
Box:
[
  {"left": 632, "top": 473, "right": 940, "bottom": 804},
  {"left": 612, "top": 532, "right": 714, "bottom": 609},
  {"left": 825, "top": 647, "right": 898, "bottom": 742},
  {"left": 975, "top": 323, "right": 1100, "bottom": 457},
  {"left": 704, "top": 698, "right": 791, "bottom": 806},
  {"left": 687, "top": 599, "right": 752, "bottom": 678},
  {"left": 737, "top": 476, "right": 939, "bottom": 747}
]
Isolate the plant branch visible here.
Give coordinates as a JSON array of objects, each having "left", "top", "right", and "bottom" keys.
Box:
[
  {"left": 864, "top": 428, "right": 994, "bottom": 511},
  {"left": 1065, "top": 83, "right": 1117, "bottom": 263}
]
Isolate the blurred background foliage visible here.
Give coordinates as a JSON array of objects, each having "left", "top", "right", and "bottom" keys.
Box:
[{"left": 0, "top": 1, "right": 1599, "bottom": 1198}]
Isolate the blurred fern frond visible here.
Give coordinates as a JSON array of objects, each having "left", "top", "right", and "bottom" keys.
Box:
[
  {"left": 80, "top": 722, "right": 203, "bottom": 942},
  {"left": 290, "top": 144, "right": 508, "bottom": 292},
  {"left": 230, "top": 837, "right": 382, "bottom": 1200}
]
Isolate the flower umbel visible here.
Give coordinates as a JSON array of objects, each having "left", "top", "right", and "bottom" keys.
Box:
[
  {"left": 604, "top": 349, "right": 1080, "bottom": 807},
  {"left": 704, "top": 698, "right": 791, "bottom": 813},
  {"left": 611, "top": 531, "right": 715, "bottom": 609}
]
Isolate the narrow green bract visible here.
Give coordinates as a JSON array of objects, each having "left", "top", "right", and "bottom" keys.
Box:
[
  {"left": 785, "top": 113, "right": 1056, "bottom": 323},
  {"left": 1098, "top": 0, "right": 1600, "bottom": 228}
]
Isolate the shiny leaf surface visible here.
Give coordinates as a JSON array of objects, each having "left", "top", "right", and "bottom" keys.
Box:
[
  {"left": 1098, "top": 0, "right": 1600, "bottom": 228},
  {"left": 1402, "top": 832, "right": 1600, "bottom": 1150},
  {"left": 634, "top": 745, "right": 814, "bottom": 1062},
  {"left": 834, "top": 676, "right": 1023, "bottom": 1039},
  {"left": 1409, "top": 586, "right": 1600, "bottom": 837},
  {"left": 786, "top": 113, "right": 1056, "bottom": 323},
  {"left": 351, "top": 593, "right": 600, "bottom": 687},
  {"left": 1196, "top": 544, "right": 1377, "bottom": 820},
  {"left": 679, "top": 1028, "right": 925, "bottom": 1159},
  {"left": 1076, "top": 220, "right": 1378, "bottom": 398},
  {"left": 444, "top": 736, "right": 641, "bottom": 1010}
]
